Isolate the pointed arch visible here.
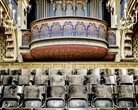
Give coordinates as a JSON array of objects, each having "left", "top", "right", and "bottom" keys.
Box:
[{"left": 66, "top": 3, "right": 73, "bottom": 16}]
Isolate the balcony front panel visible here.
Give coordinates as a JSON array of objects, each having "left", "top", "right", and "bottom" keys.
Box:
[
  {"left": 29, "top": 17, "right": 108, "bottom": 61},
  {"left": 31, "top": 17, "right": 107, "bottom": 42}
]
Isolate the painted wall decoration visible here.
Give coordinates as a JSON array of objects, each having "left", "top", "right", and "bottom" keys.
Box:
[
  {"left": 31, "top": 26, "right": 39, "bottom": 40},
  {"left": 31, "top": 21, "right": 107, "bottom": 41},
  {"left": 75, "top": 22, "right": 86, "bottom": 36},
  {"left": 51, "top": 22, "right": 62, "bottom": 37},
  {"left": 98, "top": 25, "right": 107, "bottom": 40},
  {"left": 87, "top": 23, "right": 98, "bottom": 38},
  {"left": 31, "top": 18, "right": 109, "bottom": 44},
  {"left": 63, "top": 22, "right": 74, "bottom": 36},
  {"left": 40, "top": 23, "right": 50, "bottom": 38},
  {"left": 108, "top": 32, "right": 116, "bottom": 45},
  {"left": 22, "top": 32, "right": 31, "bottom": 46}
]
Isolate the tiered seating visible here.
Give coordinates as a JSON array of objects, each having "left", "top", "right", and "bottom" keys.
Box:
[
  {"left": 115, "top": 69, "right": 136, "bottom": 108},
  {"left": 67, "top": 69, "right": 88, "bottom": 108},
  {"left": 47, "top": 69, "right": 66, "bottom": 108},
  {"left": 0, "top": 68, "right": 137, "bottom": 109}
]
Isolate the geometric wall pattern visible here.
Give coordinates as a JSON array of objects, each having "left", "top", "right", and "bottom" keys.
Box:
[
  {"left": 133, "top": 34, "right": 138, "bottom": 61},
  {"left": 0, "top": 35, "right": 6, "bottom": 62}
]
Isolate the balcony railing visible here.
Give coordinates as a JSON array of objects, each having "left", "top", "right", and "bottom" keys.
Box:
[
  {"left": 30, "top": 16, "right": 108, "bottom": 43},
  {"left": 20, "top": 17, "right": 119, "bottom": 61}
]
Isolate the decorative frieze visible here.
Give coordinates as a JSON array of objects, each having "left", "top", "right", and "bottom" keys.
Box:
[
  {"left": 0, "top": 62, "right": 138, "bottom": 69},
  {"left": 31, "top": 17, "right": 107, "bottom": 42}
]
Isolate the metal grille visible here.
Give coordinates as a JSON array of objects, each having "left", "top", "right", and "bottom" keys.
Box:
[
  {"left": 0, "top": 35, "right": 6, "bottom": 62},
  {"left": 132, "top": 34, "right": 138, "bottom": 61}
]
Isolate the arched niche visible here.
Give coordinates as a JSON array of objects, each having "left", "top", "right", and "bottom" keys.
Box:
[
  {"left": 76, "top": 3, "right": 85, "bottom": 16},
  {"left": 55, "top": 3, "right": 63, "bottom": 16},
  {"left": 66, "top": 3, "right": 73, "bottom": 16}
]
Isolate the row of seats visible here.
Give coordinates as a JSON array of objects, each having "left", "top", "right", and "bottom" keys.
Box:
[
  {"left": 0, "top": 68, "right": 138, "bottom": 109},
  {"left": 0, "top": 73, "right": 137, "bottom": 85},
  {"left": 0, "top": 69, "right": 137, "bottom": 75},
  {"left": 0, "top": 74, "right": 137, "bottom": 85},
  {"left": 0, "top": 84, "right": 138, "bottom": 108},
  {"left": 0, "top": 108, "right": 137, "bottom": 110}
]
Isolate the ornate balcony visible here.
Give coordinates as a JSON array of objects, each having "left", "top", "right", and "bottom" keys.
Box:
[{"left": 20, "top": 17, "right": 117, "bottom": 61}]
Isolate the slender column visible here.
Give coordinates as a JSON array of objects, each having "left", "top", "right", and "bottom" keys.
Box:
[
  {"left": 73, "top": 7, "right": 76, "bottom": 16},
  {"left": 39, "top": 0, "right": 41, "bottom": 18},
  {"left": 85, "top": 3, "right": 88, "bottom": 17},
  {"left": 50, "top": 2, "right": 53, "bottom": 16},
  {"left": 36, "top": 1, "right": 39, "bottom": 19},
  {"left": 43, "top": 0, "right": 45, "bottom": 18},
  {"left": 42, "top": 0, "right": 43, "bottom": 18},
  {"left": 89, "top": 0, "right": 92, "bottom": 17},
  {"left": 47, "top": 1, "right": 50, "bottom": 17},
  {"left": 42, "top": 0, "right": 45, "bottom": 18},
  {"left": 99, "top": 0, "right": 102, "bottom": 19},
  {"left": 96, "top": 0, "right": 98, "bottom": 18},
  {"left": 45, "top": 0, "right": 47, "bottom": 17},
  {"left": 45, "top": 0, "right": 48, "bottom": 17},
  {"left": 43, "top": 0, "right": 44, "bottom": 18},
  {"left": 46, "top": 0, "right": 49, "bottom": 17},
  {"left": 44, "top": 0, "right": 46, "bottom": 18},
  {"left": 93, "top": 0, "right": 96, "bottom": 17},
  {"left": 96, "top": 0, "right": 97, "bottom": 17},
  {"left": 46, "top": 0, "right": 47, "bottom": 17},
  {"left": 63, "top": 7, "right": 65, "bottom": 16}
]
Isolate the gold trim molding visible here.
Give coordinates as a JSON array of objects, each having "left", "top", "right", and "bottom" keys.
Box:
[{"left": 0, "top": 62, "right": 138, "bottom": 69}]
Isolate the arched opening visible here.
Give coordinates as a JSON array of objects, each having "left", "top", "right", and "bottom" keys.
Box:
[
  {"left": 66, "top": 3, "right": 73, "bottom": 16},
  {"left": 55, "top": 3, "right": 63, "bottom": 16},
  {"left": 76, "top": 3, "right": 85, "bottom": 16}
]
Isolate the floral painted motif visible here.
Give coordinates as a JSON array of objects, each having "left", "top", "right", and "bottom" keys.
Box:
[
  {"left": 108, "top": 32, "right": 116, "bottom": 45},
  {"left": 22, "top": 32, "right": 31, "bottom": 46},
  {"left": 31, "top": 20, "right": 108, "bottom": 42},
  {"left": 40, "top": 23, "right": 50, "bottom": 38},
  {"left": 31, "top": 26, "right": 39, "bottom": 40},
  {"left": 98, "top": 25, "right": 107, "bottom": 40},
  {"left": 87, "top": 23, "right": 98, "bottom": 38},
  {"left": 75, "top": 22, "right": 86, "bottom": 36},
  {"left": 63, "top": 22, "right": 74, "bottom": 36},
  {"left": 51, "top": 22, "right": 62, "bottom": 37}
]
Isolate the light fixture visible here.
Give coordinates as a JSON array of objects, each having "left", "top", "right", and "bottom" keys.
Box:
[
  {"left": 24, "top": 4, "right": 32, "bottom": 16},
  {"left": 106, "top": 0, "right": 114, "bottom": 15},
  {"left": 12, "top": 9, "right": 16, "bottom": 20},
  {"left": 130, "top": 9, "right": 138, "bottom": 26}
]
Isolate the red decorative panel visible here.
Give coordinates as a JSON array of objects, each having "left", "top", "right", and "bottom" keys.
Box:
[
  {"left": 103, "top": 52, "right": 117, "bottom": 61},
  {"left": 21, "top": 53, "right": 34, "bottom": 61},
  {"left": 30, "top": 45, "right": 108, "bottom": 61}
]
